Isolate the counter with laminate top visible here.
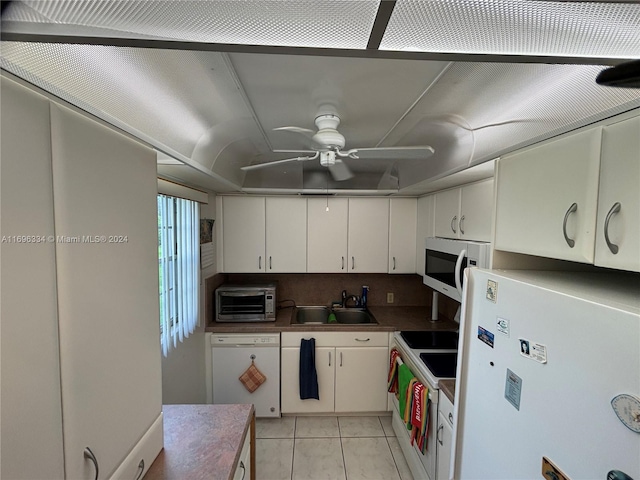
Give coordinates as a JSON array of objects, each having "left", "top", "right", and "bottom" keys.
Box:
[
  {"left": 439, "top": 379, "right": 456, "bottom": 404},
  {"left": 145, "top": 404, "right": 255, "bottom": 480},
  {"left": 205, "top": 305, "right": 458, "bottom": 333}
]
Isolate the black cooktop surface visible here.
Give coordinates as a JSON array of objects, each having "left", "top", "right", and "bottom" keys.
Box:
[
  {"left": 419, "top": 352, "right": 458, "bottom": 378},
  {"left": 400, "top": 330, "right": 459, "bottom": 350}
]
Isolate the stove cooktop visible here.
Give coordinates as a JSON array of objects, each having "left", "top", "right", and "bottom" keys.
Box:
[
  {"left": 400, "top": 330, "right": 459, "bottom": 350},
  {"left": 419, "top": 352, "right": 458, "bottom": 379}
]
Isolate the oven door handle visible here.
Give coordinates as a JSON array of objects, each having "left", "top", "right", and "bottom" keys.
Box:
[{"left": 454, "top": 249, "right": 466, "bottom": 297}]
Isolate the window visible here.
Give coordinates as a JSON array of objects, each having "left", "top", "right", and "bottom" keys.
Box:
[{"left": 157, "top": 194, "right": 199, "bottom": 356}]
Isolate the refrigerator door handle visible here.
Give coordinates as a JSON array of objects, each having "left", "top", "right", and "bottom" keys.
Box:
[{"left": 455, "top": 249, "right": 467, "bottom": 296}]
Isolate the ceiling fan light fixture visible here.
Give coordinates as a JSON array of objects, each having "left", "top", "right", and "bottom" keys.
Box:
[{"left": 320, "top": 150, "right": 337, "bottom": 167}]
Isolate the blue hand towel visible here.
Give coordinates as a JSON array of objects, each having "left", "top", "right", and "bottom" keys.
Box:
[{"left": 299, "top": 338, "right": 319, "bottom": 400}]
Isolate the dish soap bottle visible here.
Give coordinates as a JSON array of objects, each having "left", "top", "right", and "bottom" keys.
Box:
[{"left": 361, "top": 286, "right": 369, "bottom": 308}]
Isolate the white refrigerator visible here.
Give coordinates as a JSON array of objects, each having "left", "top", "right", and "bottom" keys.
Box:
[{"left": 453, "top": 269, "right": 640, "bottom": 480}]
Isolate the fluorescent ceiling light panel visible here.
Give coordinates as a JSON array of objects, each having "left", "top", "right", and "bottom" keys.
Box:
[
  {"left": 5, "top": 0, "right": 380, "bottom": 49},
  {"left": 380, "top": 0, "right": 640, "bottom": 59}
]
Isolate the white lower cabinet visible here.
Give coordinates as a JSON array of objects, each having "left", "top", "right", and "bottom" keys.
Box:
[
  {"left": 281, "top": 346, "right": 336, "bottom": 413},
  {"left": 233, "top": 428, "right": 252, "bottom": 480},
  {"left": 436, "top": 395, "right": 454, "bottom": 480},
  {"left": 281, "top": 332, "right": 389, "bottom": 414}
]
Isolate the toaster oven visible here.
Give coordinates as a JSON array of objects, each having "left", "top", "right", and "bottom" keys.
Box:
[{"left": 215, "top": 284, "right": 276, "bottom": 322}]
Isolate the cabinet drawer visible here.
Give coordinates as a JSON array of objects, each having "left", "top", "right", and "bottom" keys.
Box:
[
  {"left": 282, "top": 331, "right": 388, "bottom": 348},
  {"left": 438, "top": 394, "right": 454, "bottom": 427}
]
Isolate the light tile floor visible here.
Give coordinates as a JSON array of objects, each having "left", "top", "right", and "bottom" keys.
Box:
[{"left": 256, "top": 415, "right": 413, "bottom": 480}]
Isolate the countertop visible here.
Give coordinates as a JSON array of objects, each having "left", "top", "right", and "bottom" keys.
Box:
[
  {"left": 145, "top": 404, "right": 255, "bottom": 480},
  {"left": 205, "top": 306, "right": 458, "bottom": 333},
  {"left": 439, "top": 379, "right": 456, "bottom": 404}
]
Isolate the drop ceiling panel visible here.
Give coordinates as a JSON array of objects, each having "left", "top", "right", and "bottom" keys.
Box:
[
  {"left": 0, "top": 42, "right": 266, "bottom": 164},
  {"left": 4, "top": 0, "right": 381, "bottom": 49},
  {"left": 381, "top": 0, "right": 640, "bottom": 59},
  {"left": 228, "top": 53, "right": 450, "bottom": 151}
]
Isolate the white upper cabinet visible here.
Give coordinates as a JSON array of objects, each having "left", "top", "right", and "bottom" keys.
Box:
[
  {"left": 222, "top": 196, "right": 266, "bottom": 272},
  {"left": 594, "top": 116, "right": 640, "bottom": 272},
  {"left": 222, "top": 196, "right": 307, "bottom": 273},
  {"left": 389, "top": 198, "right": 417, "bottom": 273},
  {"left": 416, "top": 194, "right": 435, "bottom": 276},
  {"left": 307, "top": 197, "right": 349, "bottom": 273},
  {"left": 348, "top": 198, "right": 389, "bottom": 273},
  {"left": 434, "top": 179, "right": 494, "bottom": 242},
  {"left": 434, "top": 188, "right": 461, "bottom": 239},
  {"left": 266, "top": 197, "right": 307, "bottom": 272},
  {"left": 459, "top": 179, "right": 494, "bottom": 242},
  {"left": 495, "top": 128, "right": 602, "bottom": 263}
]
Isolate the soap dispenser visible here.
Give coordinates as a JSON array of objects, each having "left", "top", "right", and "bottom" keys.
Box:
[{"left": 361, "top": 286, "right": 369, "bottom": 308}]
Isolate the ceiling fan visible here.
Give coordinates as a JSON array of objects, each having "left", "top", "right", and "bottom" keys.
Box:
[{"left": 241, "top": 113, "right": 435, "bottom": 181}]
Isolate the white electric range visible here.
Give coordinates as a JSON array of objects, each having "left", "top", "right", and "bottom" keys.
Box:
[{"left": 390, "top": 330, "right": 459, "bottom": 480}]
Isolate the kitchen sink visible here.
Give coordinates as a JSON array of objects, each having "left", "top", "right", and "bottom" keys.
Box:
[
  {"left": 294, "top": 306, "right": 331, "bottom": 324},
  {"left": 292, "top": 306, "right": 378, "bottom": 325}
]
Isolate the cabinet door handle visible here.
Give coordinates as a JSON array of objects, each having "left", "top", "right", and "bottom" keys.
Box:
[
  {"left": 562, "top": 203, "right": 578, "bottom": 248},
  {"left": 393, "top": 256, "right": 396, "bottom": 270},
  {"left": 135, "top": 459, "right": 145, "bottom": 480},
  {"left": 604, "top": 202, "right": 621, "bottom": 254},
  {"left": 239, "top": 460, "right": 246, "bottom": 480},
  {"left": 84, "top": 447, "right": 99, "bottom": 480},
  {"left": 451, "top": 215, "right": 457, "bottom": 233},
  {"left": 437, "top": 424, "right": 444, "bottom": 445},
  {"left": 448, "top": 412, "right": 453, "bottom": 423},
  {"left": 328, "top": 351, "right": 331, "bottom": 367},
  {"left": 352, "top": 256, "right": 355, "bottom": 270},
  {"left": 460, "top": 215, "right": 465, "bottom": 235},
  {"left": 355, "top": 338, "right": 370, "bottom": 342},
  {"left": 340, "top": 351, "right": 343, "bottom": 367},
  {"left": 341, "top": 256, "right": 345, "bottom": 270},
  {"left": 258, "top": 256, "right": 262, "bottom": 269},
  {"left": 269, "top": 256, "right": 272, "bottom": 270}
]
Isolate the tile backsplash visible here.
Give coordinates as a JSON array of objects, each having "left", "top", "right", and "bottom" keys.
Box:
[{"left": 205, "top": 273, "right": 460, "bottom": 324}]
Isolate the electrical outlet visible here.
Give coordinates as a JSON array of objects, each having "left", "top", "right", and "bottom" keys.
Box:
[{"left": 387, "top": 292, "right": 394, "bottom": 304}]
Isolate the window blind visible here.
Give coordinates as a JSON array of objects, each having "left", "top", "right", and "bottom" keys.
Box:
[{"left": 158, "top": 194, "right": 199, "bottom": 356}]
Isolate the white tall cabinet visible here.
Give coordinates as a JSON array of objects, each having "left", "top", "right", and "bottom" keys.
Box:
[
  {"left": 1, "top": 76, "right": 162, "bottom": 480},
  {"left": 1, "top": 75, "right": 65, "bottom": 480}
]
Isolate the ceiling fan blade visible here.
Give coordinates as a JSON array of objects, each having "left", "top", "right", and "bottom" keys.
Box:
[
  {"left": 273, "top": 126, "right": 316, "bottom": 134},
  {"left": 241, "top": 155, "right": 316, "bottom": 171},
  {"left": 328, "top": 160, "right": 354, "bottom": 181},
  {"left": 351, "top": 146, "right": 435, "bottom": 160},
  {"left": 273, "top": 149, "right": 317, "bottom": 154},
  {"left": 273, "top": 126, "right": 325, "bottom": 150},
  {"left": 377, "top": 163, "right": 399, "bottom": 190}
]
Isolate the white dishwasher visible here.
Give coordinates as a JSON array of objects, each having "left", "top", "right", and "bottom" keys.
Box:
[{"left": 211, "top": 333, "right": 280, "bottom": 417}]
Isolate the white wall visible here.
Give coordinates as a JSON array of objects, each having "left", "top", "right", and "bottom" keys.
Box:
[{"left": 161, "top": 191, "right": 216, "bottom": 404}]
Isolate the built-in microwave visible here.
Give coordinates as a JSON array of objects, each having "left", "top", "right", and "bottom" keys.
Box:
[
  {"left": 423, "top": 237, "right": 491, "bottom": 302},
  {"left": 215, "top": 284, "right": 276, "bottom": 322}
]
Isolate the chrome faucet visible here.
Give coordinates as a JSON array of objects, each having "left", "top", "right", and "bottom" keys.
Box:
[{"left": 341, "top": 289, "right": 360, "bottom": 308}]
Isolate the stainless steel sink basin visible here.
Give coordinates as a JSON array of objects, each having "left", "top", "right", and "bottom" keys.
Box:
[
  {"left": 332, "top": 308, "right": 377, "bottom": 324},
  {"left": 293, "top": 306, "right": 377, "bottom": 325},
  {"left": 294, "top": 306, "right": 330, "bottom": 324}
]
